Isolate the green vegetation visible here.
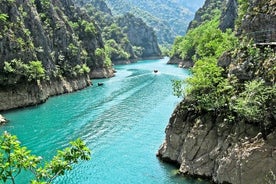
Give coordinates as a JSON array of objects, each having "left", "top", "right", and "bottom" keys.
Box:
[
  {"left": 170, "top": 17, "right": 237, "bottom": 61},
  {"left": 72, "top": 64, "right": 91, "bottom": 76},
  {"left": 0, "top": 13, "right": 8, "bottom": 23},
  {"left": 105, "top": 0, "right": 204, "bottom": 45},
  {"left": 102, "top": 24, "right": 132, "bottom": 61},
  {"left": 80, "top": 20, "right": 96, "bottom": 34},
  {"left": 83, "top": 3, "right": 136, "bottom": 61},
  {"left": 233, "top": 79, "right": 275, "bottom": 123},
  {"left": 95, "top": 48, "right": 112, "bottom": 67},
  {"left": 0, "top": 131, "right": 90, "bottom": 184},
  {"left": 172, "top": 17, "right": 238, "bottom": 111},
  {"left": 236, "top": 0, "right": 249, "bottom": 27},
  {"left": 171, "top": 2, "right": 276, "bottom": 135},
  {"left": 3, "top": 59, "right": 46, "bottom": 82}
]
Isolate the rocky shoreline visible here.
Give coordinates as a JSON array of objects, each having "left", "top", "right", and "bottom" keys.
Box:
[
  {"left": 112, "top": 56, "right": 164, "bottom": 65},
  {"left": 167, "top": 56, "right": 194, "bottom": 68},
  {"left": 90, "top": 67, "right": 115, "bottom": 79},
  {"left": 0, "top": 75, "right": 91, "bottom": 112},
  {"left": 157, "top": 99, "right": 276, "bottom": 184}
]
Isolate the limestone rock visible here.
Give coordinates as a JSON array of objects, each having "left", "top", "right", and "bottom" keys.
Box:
[
  {"left": 219, "top": 0, "right": 238, "bottom": 31},
  {"left": 116, "top": 13, "right": 162, "bottom": 58},
  {"left": 0, "top": 0, "right": 111, "bottom": 110},
  {"left": 90, "top": 67, "right": 115, "bottom": 79},
  {"left": 0, "top": 115, "right": 7, "bottom": 124},
  {"left": 0, "top": 76, "right": 91, "bottom": 111},
  {"left": 167, "top": 56, "right": 194, "bottom": 68},
  {"left": 157, "top": 100, "right": 276, "bottom": 184},
  {"left": 240, "top": 0, "right": 276, "bottom": 42}
]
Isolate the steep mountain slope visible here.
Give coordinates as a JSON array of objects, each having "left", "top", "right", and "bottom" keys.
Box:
[
  {"left": 0, "top": 0, "right": 113, "bottom": 111},
  {"left": 105, "top": 0, "right": 205, "bottom": 45},
  {"left": 158, "top": 0, "right": 276, "bottom": 183},
  {"left": 74, "top": 0, "right": 161, "bottom": 63},
  {"left": 169, "top": 0, "right": 238, "bottom": 66},
  {"left": 116, "top": 13, "right": 161, "bottom": 58}
]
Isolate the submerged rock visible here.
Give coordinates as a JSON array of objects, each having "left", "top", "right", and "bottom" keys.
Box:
[{"left": 0, "top": 114, "right": 7, "bottom": 124}]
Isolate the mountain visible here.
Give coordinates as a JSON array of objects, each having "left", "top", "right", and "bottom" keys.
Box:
[
  {"left": 158, "top": 0, "right": 276, "bottom": 183},
  {"left": 74, "top": 0, "right": 161, "bottom": 63},
  {"left": 0, "top": 0, "right": 113, "bottom": 111},
  {"left": 168, "top": 0, "right": 238, "bottom": 66},
  {"left": 0, "top": 0, "right": 164, "bottom": 110},
  {"left": 104, "top": 0, "right": 205, "bottom": 45},
  {"left": 116, "top": 13, "right": 161, "bottom": 58}
]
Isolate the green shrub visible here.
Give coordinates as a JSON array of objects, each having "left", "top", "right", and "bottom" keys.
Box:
[
  {"left": 0, "top": 14, "right": 8, "bottom": 23},
  {"left": 0, "top": 131, "right": 90, "bottom": 184},
  {"left": 3, "top": 59, "right": 46, "bottom": 82},
  {"left": 233, "top": 79, "right": 276, "bottom": 123},
  {"left": 95, "top": 48, "right": 112, "bottom": 67},
  {"left": 73, "top": 64, "right": 90, "bottom": 76},
  {"left": 170, "top": 18, "right": 237, "bottom": 62},
  {"left": 28, "top": 61, "right": 46, "bottom": 81}
]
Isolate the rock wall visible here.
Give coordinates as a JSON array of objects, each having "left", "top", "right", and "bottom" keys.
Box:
[
  {"left": 169, "top": 0, "right": 238, "bottom": 66},
  {"left": 0, "top": 76, "right": 91, "bottom": 111},
  {"left": 219, "top": 0, "right": 238, "bottom": 31},
  {"left": 0, "top": 0, "right": 114, "bottom": 111},
  {"left": 240, "top": 0, "right": 276, "bottom": 43},
  {"left": 90, "top": 67, "right": 115, "bottom": 79},
  {"left": 157, "top": 100, "right": 276, "bottom": 184},
  {"left": 116, "top": 13, "right": 161, "bottom": 58}
]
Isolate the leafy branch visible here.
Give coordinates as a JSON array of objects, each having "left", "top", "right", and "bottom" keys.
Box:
[{"left": 0, "top": 132, "right": 91, "bottom": 184}]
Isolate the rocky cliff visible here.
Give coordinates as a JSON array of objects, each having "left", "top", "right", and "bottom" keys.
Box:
[
  {"left": 105, "top": 0, "right": 204, "bottom": 45},
  {"left": 74, "top": 0, "right": 161, "bottom": 63},
  {"left": 158, "top": 99, "right": 276, "bottom": 184},
  {"left": 158, "top": 0, "right": 276, "bottom": 183},
  {"left": 116, "top": 13, "right": 161, "bottom": 58},
  {"left": 0, "top": 76, "right": 91, "bottom": 111},
  {"left": 188, "top": 0, "right": 237, "bottom": 31},
  {"left": 0, "top": 0, "right": 113, "bottom": 111},
  {"left": 169, "top": 0, "right": 238, "bottom": 66}
]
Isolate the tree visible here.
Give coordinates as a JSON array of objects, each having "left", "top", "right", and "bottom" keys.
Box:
[
  {"left": 28, "top": 61, "right": 45, "bottom": 81},
  {"left": 0, "top": 132, "right": 91, "bottom": 184}
]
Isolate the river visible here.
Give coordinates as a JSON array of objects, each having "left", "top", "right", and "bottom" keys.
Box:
[{"left": 1, "top": 58, "right": 209, "bottom": 184}]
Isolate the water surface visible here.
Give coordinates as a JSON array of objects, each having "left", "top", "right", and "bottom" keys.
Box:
[{"left": 1, "top": 58, "right": 208, "bottom": 184}]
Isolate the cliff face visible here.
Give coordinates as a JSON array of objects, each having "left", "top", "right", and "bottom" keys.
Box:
[
  {"left": 0, "top": 0, "right": 113, "bottom": 111},
  {"left": 219, "top": 0, "right": 238, "bottom": 31},
  {"left": 116, "top": 13, "right": 161, "bottom": 58},
  {"left": 0, "top": 76, "right": 91, "bottom": 111},
  {"left": 74, "top": 0, "right": 161, "bottom": 63},
  {"left": 105, "top": 0, "right": 201, "bottom": 45},
  {"left": 188, "top": 0, "right": 237, "bottom": 31},
  {"left": 158, "top": 100, "right": 276, "bottom": 184},
  {"left": 170, "top": 0, "right": 238, "bottom": 66},
  {"left": 240, "top": 0, "right": 276, "bottom": 42},
  {"left": 158, "top": 0, "right": 276, "bottom": 183}
]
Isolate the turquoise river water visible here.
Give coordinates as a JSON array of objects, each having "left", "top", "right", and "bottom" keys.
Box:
[{"left": 1, "top": 58, "right": 209, "bottom": 184}]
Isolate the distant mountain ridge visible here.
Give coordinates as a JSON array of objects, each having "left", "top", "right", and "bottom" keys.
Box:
[
  {"left": 105, "top": 0, "right": 205, "bottom": 45},
  {"left": 74, "top": 0, "right": 161, "bottom": 63}
]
